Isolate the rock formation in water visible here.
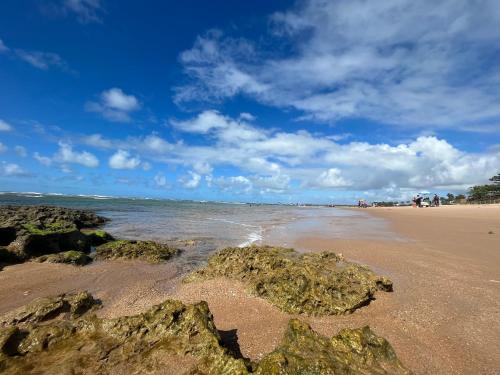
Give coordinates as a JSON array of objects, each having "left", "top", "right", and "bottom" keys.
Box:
[
  {"left": 95, "top": 239, "right": 181, "bottom": 263},
  {"left": 0, "top": 292, "right": 411, "bottom": 375},
  {"left": 0, "top": 205, "right": 107, "bottom": 262},
  {"left": 185, "top": 246, "right": 393, "bottom": 316}
]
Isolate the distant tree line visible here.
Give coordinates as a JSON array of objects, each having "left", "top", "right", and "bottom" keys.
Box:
[{"left": 467, "top": 173, "right": 500, "bottom": 201}]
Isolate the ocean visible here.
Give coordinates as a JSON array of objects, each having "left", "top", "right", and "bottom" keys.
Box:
[{"left": 0, "top": 192, "right": 399, "bottom": 271}]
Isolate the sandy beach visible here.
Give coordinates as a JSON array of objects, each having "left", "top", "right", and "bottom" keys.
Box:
[{"left": 1, "top": 204, "right": 499, "bottom": 374}]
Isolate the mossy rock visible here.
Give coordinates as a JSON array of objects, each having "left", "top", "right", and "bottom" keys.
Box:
[
  {"left": 83, "top": 229, "right": 115, "bottom": 246},
  {"left": 33, "top": 250, "right": 92, "bottom": 266},
  {"left": 0, "top": 291, "right": 99, "bottom": 328},
  {"left": 0, "top": 292, "right": 411, "bottom": 375},
  {"left": 0, "top": 292, "right": 249, "bottom": 375},
  {"left": 255, "top": 319, "right": 411, "bottom": 374},
  {"left": 185, "top": 246, "right": 393, "bottom": 316},
  {"left": 95, "top": 240, "right": 181, "bottom": 263}
]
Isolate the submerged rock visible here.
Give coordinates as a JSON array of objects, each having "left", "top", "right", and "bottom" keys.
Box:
[
  {"left": 185, "top": 246, "right": 393, "bottom": 316},
  {"left": 95, "top": 240, "right": 181, "bottom": 263},
  {"left": 256, "top": 319, "right": 411, "bottom": 374},
  {"left": 0, "top": 292, "right": 410, "bottom": 375},
  {"left": 33, "top": 250, "right": 92, "bottom": 266},
  {"left": 0, "top": 205, "right": 108, "bottom": 261}
]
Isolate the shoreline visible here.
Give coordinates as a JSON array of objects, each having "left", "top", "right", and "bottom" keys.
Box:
[{"left": 0, "top": 204, "right": 499, "bottom": 373}]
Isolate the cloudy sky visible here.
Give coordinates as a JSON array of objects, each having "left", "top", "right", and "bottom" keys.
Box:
[{"left": 1, "top": 0, "right": 499, "bottom": 203}]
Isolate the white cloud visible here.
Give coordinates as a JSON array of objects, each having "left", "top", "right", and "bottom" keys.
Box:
[
  {"left": 0, "top": 142, "right": 7, "bottom": 153},
  {"left": 0, "top": 162, "right": 30, "bottom": 177},
  {"left": 180, "top": 171, "right": 201, "bottom": 189},
  {"left": 0, "top": 38, "right": 8, "bottom": 53},
  {"left": 14, "top": 146, "right": 27, "bottom": 157},
  {"left": 15, "top": 50, "right": 70, "bottom": 72},
  {"left": 54, "top": 142, "right": 99, "bottom": 167},
  {"left": 63, "top": 0, "right": 103, "bottom": 23},
  {"left": 0, "top": 119, "right": 12, "bottom": 131},
  {"left": 82, "top": 133, "right": 113, "bottom": 149},
  {"left": 314, "top": 169, "right": 351, "bottom": 188},
  {"left": 34, "top": 152, "right": 53, "bottom": 166},
  {"left": 176, "top": 0, "right": 500, "bottom": 132},
  {"left": 34, "top": 142, "right": 99, "bottom": 168},
  {"left": 109, "top": 150, "right": 141, "bottom": 170},
  {"left": 76, "top": 111, "right": 500, "bottom": 198},
  {"left": 154, "top": 172, "right": 168, "bottom": 188},
  {"left": 86, "top": 88, "right": 141, "bottom": 122}
]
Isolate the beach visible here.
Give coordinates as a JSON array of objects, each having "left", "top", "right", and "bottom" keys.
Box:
[{"left": 1, "top": 203, "right": 499, "bottom": 374}]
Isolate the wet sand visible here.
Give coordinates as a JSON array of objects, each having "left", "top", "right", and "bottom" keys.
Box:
[{"left": 0, "top": 204, "right": 499, "bottom": 374}]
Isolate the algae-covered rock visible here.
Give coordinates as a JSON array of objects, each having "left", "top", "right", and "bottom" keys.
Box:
[
  {"left": 95, "top": 240, "right": 181, "bottom": 263},
  {"left": 83, "top": 229, "right": 115, "bottom": 246},
  {"left": 33, "top": 250, "right": 92, "bottom": 266},
  {"left": 255, "top": 319, "right": 411, "bottom": 375},
  {"left": 0, "top": 292, "right": 411, "bottom": 375},
  {"left": 0, "top": 292, "right": 249, "bottom": 375},
  {"left": 0, "top": 291, "right": 99, "bottom": 328},
  {"left": 0, "top": 205, "right": 108, "bottom": 261},
  {"left": 185, "top": 246, "right": 393, "bottom": 316}
]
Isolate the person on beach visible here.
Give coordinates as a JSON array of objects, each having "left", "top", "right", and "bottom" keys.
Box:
[
  {"left": 433, "top": 194, "right": 440, "bottom": 207},
  {"left": 415, "top": 195, "right": 423, "bottom": 207}
]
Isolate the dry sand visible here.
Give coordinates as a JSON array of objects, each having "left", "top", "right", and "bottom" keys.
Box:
[{"left": 0, "top": 204, "right": 499, "bottom": 374}]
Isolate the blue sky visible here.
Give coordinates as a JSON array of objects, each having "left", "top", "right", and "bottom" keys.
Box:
[{"left": 1, "top": 0, "right": 499, "bottom": 203}]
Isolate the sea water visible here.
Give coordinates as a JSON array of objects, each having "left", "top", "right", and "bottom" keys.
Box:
[{"left": 0, "top": 192, "right": 399, "bottom": 272}]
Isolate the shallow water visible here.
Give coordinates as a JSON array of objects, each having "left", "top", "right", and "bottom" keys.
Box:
[{"left": 0, "top": 192, "right": 401, "bottom": 272}]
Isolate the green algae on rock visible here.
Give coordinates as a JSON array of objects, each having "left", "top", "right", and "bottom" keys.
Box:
[
  {"left": 95, "top": 240, "right": 181, "bottom": 263},
  {"left": 0, "top": 292, "right": 411, "bottom": 375},
  {"left": 0, "top": 205, "right": 108, "bottom": 262},
  {"left": 0, "top": 291, "right": 99, "bottom": 328},
  {"left": 33, "top": 250, "right": 92, "bottom": 266},
  {"left": 185, "top": 246, "right": 393, "bottom": 316},
  {"left": 0, "top": 292, "right": 249, "bottom": 375},
  {"left": 255, "top": 319, "right": 411, "bottom": 375},
  {"left": 83, "top": 229, "right": 115, "bottom": 246}
]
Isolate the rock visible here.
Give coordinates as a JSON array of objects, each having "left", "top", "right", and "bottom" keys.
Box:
[
  {"left": 0, "top": 205, "right": 107, "bottom": 232},
  {"left": 0, "top": 292, "right": 249, "bottom": 375},
  {"left": 255, "top": 319, "right": 411, "bottom": 374},
  {"left": 95, "top": 240, "right": 181, "bottom": 263},
  {"left": 33, "top": 250, "right": 92, "bottom": 266},
  {"left": 83, "top": 229, "right": 115, "bottom": 246},
  {"left": 0, "top": 291, "right": 99, "bottom": 328},
  {"left": 0, "top": 292, "right": 411, "bottom": 375},
  {"left": 0, "top": 205, "right": 108, "bottom": 261},
  {"left": 185, "top": 246, "right": 393, "bottom": 316}
]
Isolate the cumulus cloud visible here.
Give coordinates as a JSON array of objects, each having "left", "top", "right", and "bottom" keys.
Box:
[
  {"left": 0, "top": 142, "right": 7, "bottom": 153},
  {"left": 180, "top": 171, "right": 201, "bottom": 189},
  {"left": 109, "top": 150, "right": 141, "bottom": 169},
  {"left": 176, "top": 0, "right": 500, "bottom": 132},
  {"left": 0, "top": 162, "right": 30, "bottom": 177},
  {"left": 14, "top": 146, "right": 27, "bottom": 157},
  {"left": 154, "top": 172, "right": 168, "bottom": 188},
  {"left": 80, "top": 111, "right": 500, "bottom": 198},
  {"left": 0, "top": 119, "right": 12, "bottom": 131},
  {"left": 34, "top": 142, "right": 99, "bottom": 168},
  {"left": 86, "top": 88, "right": 141, "bottom": 122}
]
